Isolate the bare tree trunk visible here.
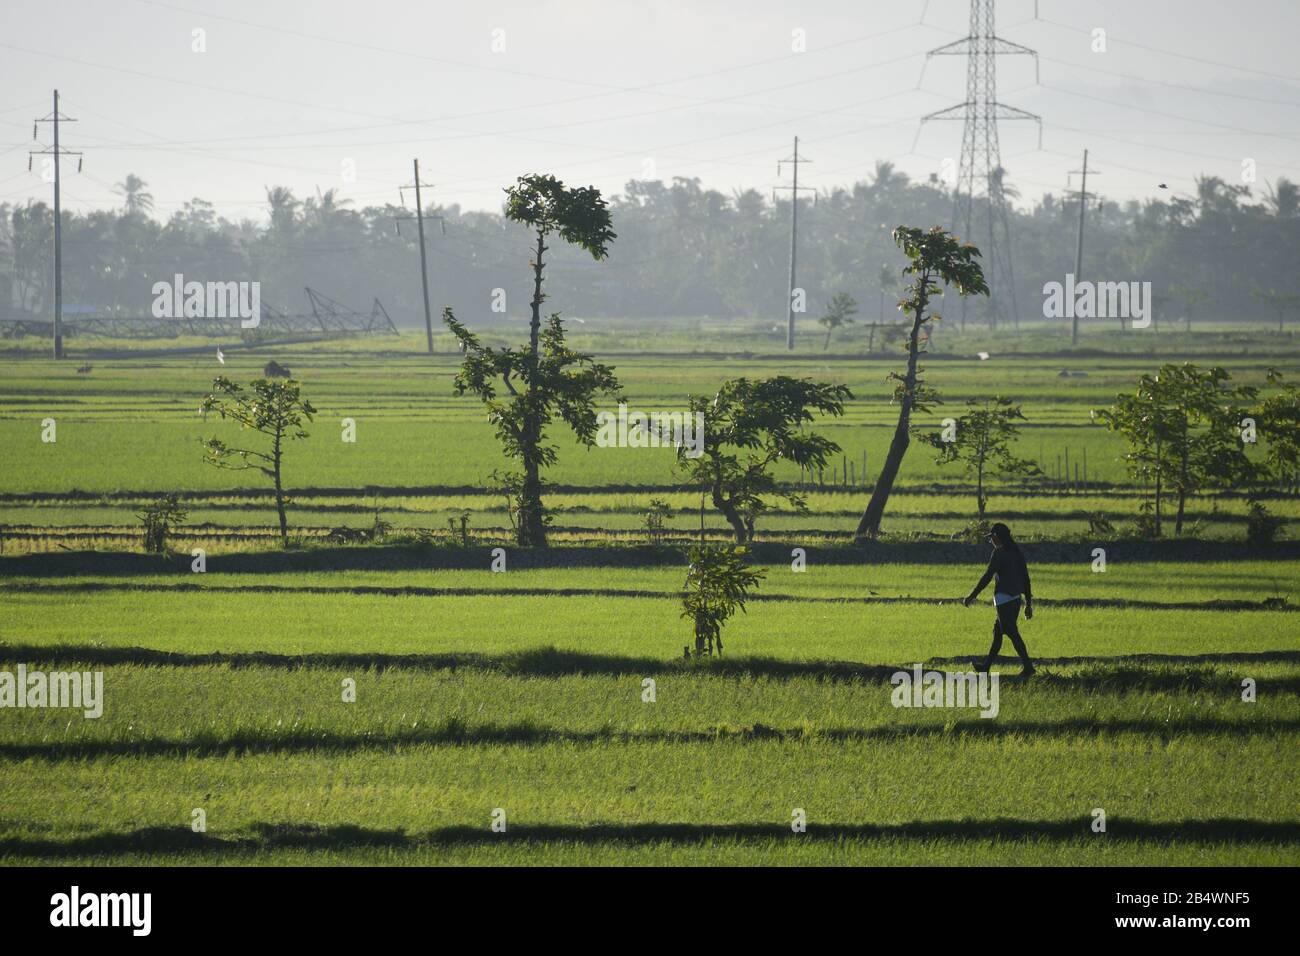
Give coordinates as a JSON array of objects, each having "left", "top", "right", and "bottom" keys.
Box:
[
  {"left": 713, "top": 483, "right": 748, "bottom": 543},
  {"left": 855, "top": 282, "right": 929, "bottom": 540},
  {"left": 272, "top": 431, "right": 288, "bottom": 547},
  {"left": 517, "top": 459, "right": 546, "bottom": 547},
  {"left": 1175, "top": 451, "right": 1188, "bottom": 536},
  {"left": 1153, "top": 440, "right": 1163, "bottom": 538},
  {"left": 518, "top": 228, "right": 549, "bottom": 547}
]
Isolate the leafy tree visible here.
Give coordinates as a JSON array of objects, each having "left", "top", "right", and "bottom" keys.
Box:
[
  {"left": 817, "top": 292, "right": 857, "bottom": 350},
  {"left": 1170, "top": 283, "right": 1211, "bottom": 334},
  {"left": 264, "top": 186, "right": 300, "bottom": 240},
  {"left": 1096, "top": 363, "right": 1253, "bottom": 536},
  {"left": 1252, "top": 369, "right": 1300, "bottom": 493},
  {"left": 677, "top": 376, "right": 852, "bottom": 543},
  {"left": 137, "top": 494, "right": 187, "bottom": 553},
  {"left": 1246, "top": 500, "right": 1286, "bottom": 545},
  {"left": 200, "top": 377, "right": 316, "bottom": 547},
  {"left": 443, "top": 174, "right": 620, "bottom": 547},
  {"left": 855, "top": 226, "right": 988, "bottom": 540},
  {"left": 866, "top": 263, "right": 904, "bottom": 353},
  {"left": 1252, "top": 288, "right": 1300, "bottom": 334},
  {"left": 921, "top": 397, "right": 1042, "bottom": 517},
  {"left": 13, "top": 159, "right": 1300, "bottom": 336},
  {"left": 680, "top": 545, "right": 766, "bottom": 657},
  {"left": 644, "top": 497, "right": 672, "bottom": 544}
]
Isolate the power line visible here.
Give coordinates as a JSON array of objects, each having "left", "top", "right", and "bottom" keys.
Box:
[
  {"left": 1033, "top": 14, "right": 1300, "bottom": 85},
  {"left": 1038, "top": 54, "right": 1300, "bottom": 110},
  {"left": 133, "top": 0, "right": 954, "bottom": 116},
  {"left": 1040, "top": 82, "right": 1300, "bottom": 143}
]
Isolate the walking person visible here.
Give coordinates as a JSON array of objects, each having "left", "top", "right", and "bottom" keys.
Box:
[{"left": 963, "top": 522, "right": 1035, "bottom": 675}]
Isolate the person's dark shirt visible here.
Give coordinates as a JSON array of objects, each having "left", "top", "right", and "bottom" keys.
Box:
[{"left": 969, "top": 546, "right": 1032, "bottom": 601}]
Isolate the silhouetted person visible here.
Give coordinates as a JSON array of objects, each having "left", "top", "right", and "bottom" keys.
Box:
[{"left": 963, "top": 522, "right": 1035, "bottom": 675}]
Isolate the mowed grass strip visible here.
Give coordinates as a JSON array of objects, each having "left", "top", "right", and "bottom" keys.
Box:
[
  {"left": 2, "top": 656, "right": 1294, "bottom": 864},
  {"left": 5, "top": 560, "right": 1295, "bottom": 606},
  {"left": 1, "top": 586, "right": 1295, "bottom": 661},
  {"left": 0, "top": 417, "right": 1138, "bottom": 492},
  {"left": 0, "top": 664, "right": 1295, "bottom": 755},
  {"left": 1, "top": 736, "right": 1295, "bottom": 865},
  {"left": 7, "top": 498, "right": 1298, "bottom": 545}
]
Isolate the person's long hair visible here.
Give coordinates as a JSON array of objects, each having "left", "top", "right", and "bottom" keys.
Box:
[{"left": 990, "top": 522, "right": 1021, "bottom": 555}]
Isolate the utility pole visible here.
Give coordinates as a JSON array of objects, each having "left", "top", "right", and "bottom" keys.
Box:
[
  {"left": 30, "top": 91, "right": 82, "bottom": 360},
  {"left": 775, "top": 136, "right": 814, "bottom": 351},
  {"left": 1067, "top": 149, "right": 1099, "bottom": 345},
  {"left": 395, "top": 159, "right": 444, "bottom": 354}
]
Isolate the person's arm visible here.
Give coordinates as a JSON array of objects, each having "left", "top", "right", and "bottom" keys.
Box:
[{"left": 963, "top": 554, "right": 997, "bottom": 606}]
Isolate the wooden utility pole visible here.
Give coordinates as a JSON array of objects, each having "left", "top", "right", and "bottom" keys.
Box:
[
  {"left": 775, "top": 137, "right": 814, "bottom": 351},
  {"left": 396, "top": 160, "right": 443, "bottom": 354},
  {"left": 1070, "top": 150, "right": 1088, "bottom": 345},
  {"left": 1068, "top": 150, "right": 1101, "bottom": 344},
  {"left": 31, "top": 91, "right": 81, "bottom": 360}
]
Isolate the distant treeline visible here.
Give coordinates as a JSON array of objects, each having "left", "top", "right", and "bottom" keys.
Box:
[{"left": 2, "top": 163, "right": 1298, "bottom": 330}]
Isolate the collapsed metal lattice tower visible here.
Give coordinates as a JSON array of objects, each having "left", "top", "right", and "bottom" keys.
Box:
[
  {"left": 0, "top": 287, "right": 398, "bottom": 340},
  {"left": 921, "top": 0, "right": 1040, "bottom": 330},
  {"left": 304, "top": 287, "right": 397, "bottom": 335}
]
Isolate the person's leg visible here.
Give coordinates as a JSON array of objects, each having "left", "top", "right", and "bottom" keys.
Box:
[
  {"left": 998, "top": 599, "right": 1033, "bottom": 672},
  {"left": 979, "top": 615, "right": 1003, "bottom": 670}
]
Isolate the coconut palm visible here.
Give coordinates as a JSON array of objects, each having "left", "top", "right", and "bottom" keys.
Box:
[{"left": 114, "top": 174, "right": 154, "bottom": 217}]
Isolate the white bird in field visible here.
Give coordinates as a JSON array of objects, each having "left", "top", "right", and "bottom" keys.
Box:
[
  {"left": 216, "top": 346, "right": 225, "bottom": 365},
  {"left": 977, "top": 351, "right": 990, "bottom": 360}
]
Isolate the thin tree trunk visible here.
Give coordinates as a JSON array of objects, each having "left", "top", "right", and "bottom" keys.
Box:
[
  {"left": 855, "top": 281, "right": 929, "bottom": 540},
  {"left": 1175, "top": 450, "right": 1189, "bottom": 536},
  {"left": 518, "top": 460, "right": 546, "bottom": 547},
  {"left": 518, "top": 228, "right": 549, "bottom": 547},
  {"left": 273, "top": 431, "right": 287, "bottom": 547},
  {"left": 713, "top": 483, "right": 748, "bottom": 543},
  {"left": 1153, "top": 440, "right": 1163, "bottom": 538}
]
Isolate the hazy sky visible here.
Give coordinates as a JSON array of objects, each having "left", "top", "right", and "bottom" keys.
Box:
[{"left": 2, "top": 0, "right": 1298, "bottom": 221}]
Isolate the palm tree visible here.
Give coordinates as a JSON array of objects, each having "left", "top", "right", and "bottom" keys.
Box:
[
  {"left": 989, "top": 166, "right": 1020, "bottom": 203},
  {"left": 1265, "top": 178, "right": 1300, "bottom": 218},
  {"left": 264, "top": 186, "right": 299, "bottom": 238},
  {"left": 871, "top": 160, "right": 909, "bottom": 194},
  {"left": 114, "top": 174, "right": 154, "bottom": 217},
  {"left": 305, "top": 188, "right": 351, "bottom": 228}
]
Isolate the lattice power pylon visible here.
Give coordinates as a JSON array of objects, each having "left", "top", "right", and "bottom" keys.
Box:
[{"left": 921, "top": 0, "right": 1040, "bottom": 330}]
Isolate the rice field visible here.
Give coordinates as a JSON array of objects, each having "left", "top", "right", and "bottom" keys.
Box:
[{"left": 1, "top": 338, "right": 1297, "bottom": 866}]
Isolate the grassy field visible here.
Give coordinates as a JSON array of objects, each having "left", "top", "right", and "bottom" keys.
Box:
[{"left": 1, "top": 330, "right": 1297, "bottom": 866}]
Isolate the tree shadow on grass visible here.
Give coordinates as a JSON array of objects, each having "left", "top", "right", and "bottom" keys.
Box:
[
  {"left": 5, "top": 580, "right": 1295, "bottom": 613},
  {"left": 4, "top": 715, "right": 1298, "bottom": 760},
  {"left": 3, "top": 817, "right": 1297, "bottom": 859},
  {"left": 4, "top": 538, "right": 1298, "bottom": 577},
  {"left": 2, "top": 643, "right": 1299, "bottom": 692}
]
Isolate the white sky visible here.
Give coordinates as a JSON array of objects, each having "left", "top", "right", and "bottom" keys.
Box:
[{"left": 2, "top": 0, "right": 1298, "bottom": 220}]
